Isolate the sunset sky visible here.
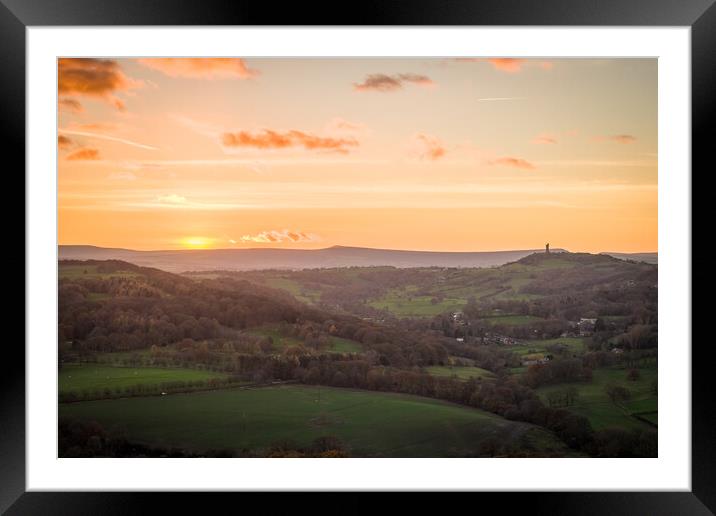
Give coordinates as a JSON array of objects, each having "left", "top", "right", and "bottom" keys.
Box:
[{"left": 57, "top": 57, "right": 657, "bottom": 253}]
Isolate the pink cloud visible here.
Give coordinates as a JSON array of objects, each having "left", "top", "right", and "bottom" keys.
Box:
[
  {"left": 239, "top": 229, "right": 318, "bottom": 244},
  {"left": 65, "top": 147, "right": 100, "bottom": 161},
  {"left": 414, "top": 133, "right": 446, "bottom": 160},
  {"left": 490, "top": 157, "right": 536, "bottom": 170},
  {"left": 532, "top": 134, "right": 558, "bottom": 144},
  {"left": 58, "top": 58, "right": 142, "bottom": 111},
  {"left": 58, "top": 135, "right": 74, "bottom": 150},
  {"left": 221, "top": 129, "right": 358, "bottom": 154},
  {"left": 594, "top": 134, "right": 638, "bottom": 144},
  {"left": 455, "top": 58, "right": 554, "bottom": 73},
  {"left": 487, "top": 58, "right": 526, "bottom": 73},
  {"left": 136, "top": 58, "right": 258, "bottom": 80},
  {"left": 354, "top": 73, "right": 434, "bottom": 92}
]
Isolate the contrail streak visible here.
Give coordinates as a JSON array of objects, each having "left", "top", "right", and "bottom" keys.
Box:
[{"left": 58, "top": 129, "right": 159, "bottom": 151}]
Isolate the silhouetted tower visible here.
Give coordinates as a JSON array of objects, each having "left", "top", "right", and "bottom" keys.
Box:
[{"left": 546, "top": 243, "right": 550, "bottom": 254}]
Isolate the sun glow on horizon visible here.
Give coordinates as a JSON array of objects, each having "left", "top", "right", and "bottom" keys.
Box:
[{"left": 180, "top": 237, "right": 213, "bottom": 249}]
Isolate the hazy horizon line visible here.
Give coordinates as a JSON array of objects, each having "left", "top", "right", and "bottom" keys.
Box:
[{"left": 58, "top": 243, "right": 658, "bottom": 255}]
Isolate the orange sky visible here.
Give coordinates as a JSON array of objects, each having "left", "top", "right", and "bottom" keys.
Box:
[{"left": 57, "top": 58, "right": 657, "bottom": 253}]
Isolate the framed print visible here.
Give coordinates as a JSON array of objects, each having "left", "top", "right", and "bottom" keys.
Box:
[{"left": 4, "top": 0, "right": 712, "bottom": 513}]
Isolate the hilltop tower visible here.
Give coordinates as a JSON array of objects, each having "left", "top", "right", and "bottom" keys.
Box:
[{"left": 546, "top": 243, "right": 550, "bottom": 254}]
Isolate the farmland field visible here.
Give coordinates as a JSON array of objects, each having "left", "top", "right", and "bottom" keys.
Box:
[
  {"left": 59, "top": 385, "right": 577, "bottom": 457},
  {"left": 247, "top": 325, "right": 304, "bottom": 349},
  {"left": 264, "top": 277, "right": 320, "bottom": 304},
  {"left": 483, "top": 315, "right": 545, "bottom": 326},
  {"left": 248, "top": 325, "right": 362, "bottom": 353},
  {"left": 59, "top": 364, "right": 227, "bottom": 394},
  {"left": 425, "top": 366, "right": 494, "bottom": 380},
  {"left": 368, "top": 290, "right": 465, "bottom": 317},
  {"left": 536, "top": 366, "right": 657, "bottom": 430},
  {"left": 509, "top": 337, "right": 586, "bottom": 357},
  {"left": 329, "top": 336, "right": 363, "bottom": 353},
  {"left": 222, "top": 255, "right": 642, "bottom": 320}
]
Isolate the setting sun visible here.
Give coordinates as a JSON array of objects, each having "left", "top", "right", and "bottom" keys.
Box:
[{"left": 180, "top": 237, "right": 212, "bottom": 249}]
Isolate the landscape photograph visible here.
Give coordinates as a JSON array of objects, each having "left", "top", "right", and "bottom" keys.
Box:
[{"left": 57, "top": 57, "right": 657, "bottom": 458}]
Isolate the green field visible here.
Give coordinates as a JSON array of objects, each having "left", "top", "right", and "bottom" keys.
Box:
[
  {"left": 59, "top": 264, "right": 139, "bottom": 279},
  {"left": 425, "top": 366, "right": 495, "bottom": 380},
  {"left": 368, "top": 290, "right": 465, "bottom": 317},
  {"left": 248, "top": 325, "right": 305, "bottom": 350},
  {"left": 249, "top": 326, "right": 362, "bottom": 354},
  {"left": 329, "top": 336, "right": 363, "bottom": 353},
  {"left": 377, "top": 258, "right": 578, "bottom": 308},
  {"left": 483, "top": 314, "right": 545, "bottom": 326},
  {"left": 536, "top": 366, "right": 657, "bottom": 430},
  {"left": 59, "top": 385, "right": 576, "bottom": 457},
  {"left": 59, "top": 364, "right": 227, "bottom": 394},
  {"left": 510, "top": 337, "right": 586, "bottom": 357},
  {"left": 264, "top": 277, "right": 320, "bottom": 304},
  {"left": 96, "top": 349, "right": 151, "bottom": 364}
]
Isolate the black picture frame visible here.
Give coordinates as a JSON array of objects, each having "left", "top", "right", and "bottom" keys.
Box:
[{"left": 4, "top": 0, "right": 711, "bottom": 513}]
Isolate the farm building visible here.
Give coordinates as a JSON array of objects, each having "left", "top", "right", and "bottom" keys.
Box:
[
  {"left": 451, "top": 311, "right": 467, "bottom": 325},
  {"left": 577, "top": 318, "right": 597, "bottom": 336},
  {"left": 484, "top": 333, "right": 518, "bottom": 346},
  {"left": 523, "top": 357, "right": 550, "bottom": 366}
]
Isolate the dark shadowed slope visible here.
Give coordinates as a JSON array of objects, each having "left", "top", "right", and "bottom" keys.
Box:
[{"left": 58, "top": 245, "right": 655, "bottom": 272}]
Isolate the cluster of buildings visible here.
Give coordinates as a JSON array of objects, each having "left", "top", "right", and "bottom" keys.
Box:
[
  {"left": 522, "top": 356, "right": 551, "bottom": 367},
  {"left": 483, "top": 333, "right": 519, "bottom": 346},
  {"left": 576, "top": 318, "right": 597, "bottom": 336}
]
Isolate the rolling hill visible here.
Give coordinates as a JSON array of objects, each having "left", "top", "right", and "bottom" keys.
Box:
[{"left": 58, "top": 245, "right": 653, "bottom": 272}]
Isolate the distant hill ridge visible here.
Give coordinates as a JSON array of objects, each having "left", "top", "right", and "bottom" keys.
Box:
[{"left": 58, "top": 245, "right": 656, "bottom": 273}]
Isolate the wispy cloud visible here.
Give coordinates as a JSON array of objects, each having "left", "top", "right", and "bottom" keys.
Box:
[
  {"left": 58, "top": 129, "right": 158, "bottom": 151},
  {"left": 136, "top": 58, "right": 258, "bottom": 80},
  {"left": 221, "top": 129, "right": 358, "bottom": 154},
  {"left": 594, "top": 134, "right": 638, "bottom": 144},
  {"left": 324, "top": 117, "right": 366, "bottom": 134},
  {"left": 58, "top": 58, "right": 142, "bottom": 111},
  {"left": 238, "top": 229, "right": 319, "bottom": 244},
  {"left": 489, "top": 157, "right": 536, "bottom": 170},
  {"left": 353, "top": 73, "right": 434, "bottom": 92},
  {"left": 487, "top": 58, "right": 526, "bottom": 73},
  {"left": 532, "top": 134, "right": 558, "bottom": 144},
  {"left": 65, "top": 147, "right": 100, "bottom": 161},
  {"left": 412, "top": 133, "right": 446, "bottom": 161},
  {"left": 58, "top": 98, "right": 83, "bottom": 113},
  {"left": 58, "top": 135, "right": 74, "bottom": 150},
  {"left": 455, "top": 58, "right": 553, "bottom": 73},
  {"left": 487, "top": 58, "right": 554, "bottom": 73}
]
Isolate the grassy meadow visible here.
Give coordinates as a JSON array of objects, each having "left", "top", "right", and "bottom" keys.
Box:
[
  {"left": 249, "top": 325, "right": 362, "bottom": 353},
  {"left": 536, "top": 365, "right": 657, "bottom": 431},
  {"left": 59, "top": 384, "right": 576, "bottom": 457},
  {"left": 425, "top": 366, "right": 495, "bottom": 380},
  {"left": 59, "top": 364, "right": 227, "bottom": 394}
]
